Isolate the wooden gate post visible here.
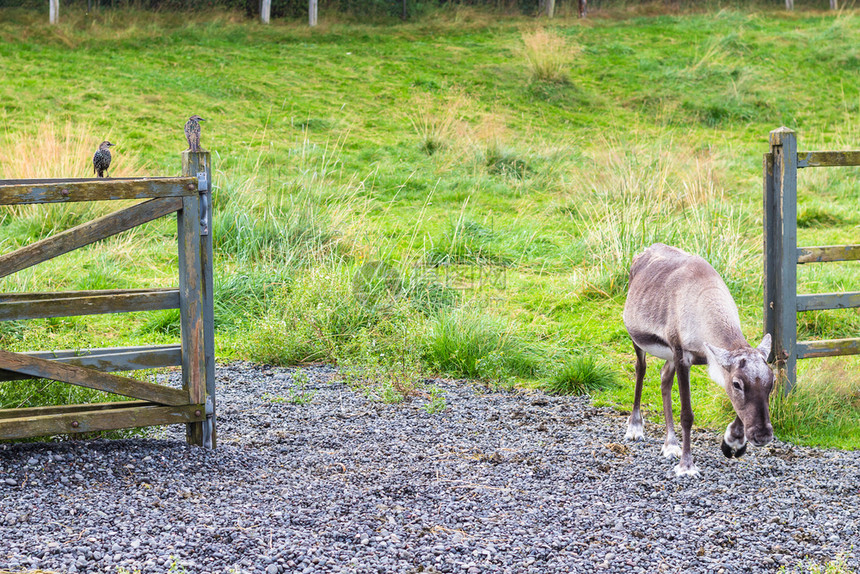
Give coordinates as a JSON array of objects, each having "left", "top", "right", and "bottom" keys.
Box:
[
  {"left": 764, "top": 127, "right": 798, "bottom": 393},
  {"left": 182, "top": 150, "right": 216, "bottom": 448}
]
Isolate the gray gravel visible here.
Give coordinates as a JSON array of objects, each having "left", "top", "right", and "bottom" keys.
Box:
[{"left": 1, "top": 362, "right": 858, "bottom": 574}]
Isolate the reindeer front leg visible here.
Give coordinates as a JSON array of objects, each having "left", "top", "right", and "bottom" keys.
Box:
[
  {"left": 674, "top": 356, "right": 699, "bottom": 476},
  {"left": 721, "top": 415, "right": 747, "bottom": 458},
  {"left": 659, "top": 360, "right": 682, "bottom": 458},
  {"left": 625, "top": 344, "right": 646, "bottom": 440}
]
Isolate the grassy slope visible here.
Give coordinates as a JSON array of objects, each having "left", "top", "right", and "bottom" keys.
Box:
[{"left": 0, "top": 6, "right": 859, "bottom": 447}]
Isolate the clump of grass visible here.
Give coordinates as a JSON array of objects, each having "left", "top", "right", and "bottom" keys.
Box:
[
  {"left": 136, "top": 308, "right": 181, "bottom": 337},
  {"left": 797, "top": 206, "right": 845, "bottom": 229},
  {"left": 485, "top": 144, "right": 531, "bottom": 179},
  {"left": 424, "top": 218, "right": 514, "bottom": 267},
  {"left": 408, "top": 90, "right": 470, "bottom": 156},
  {"left": 422, "top": 386, "right": 448, "bottom": 414},
  {"left": 521, "top": 28, "right": 574, "bottom": 83},
  {"left": 242, "top": 264, "right": 429, "bottom": 366},
  {"left": 476, "top": 350, "right": 516, "bottom": 391},
  {"left": 769, "top": 359, "right": 860, "bottom": 448},
  {"left": 424, "top": 307, "right": 542, "bottom": 380},
  {"left": 544, "top": 354, "right": 618, "bottom": 395}
]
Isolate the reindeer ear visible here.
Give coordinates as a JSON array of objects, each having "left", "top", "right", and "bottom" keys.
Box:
[
  {"left": 703, "top": 342, "right": 733, "bottom": 390},
  {"left": 703, "top": 342, "right": 733, "bottom": 370},
  {"left": 757, "top": 333, "right": 772, "bottom": 358}
]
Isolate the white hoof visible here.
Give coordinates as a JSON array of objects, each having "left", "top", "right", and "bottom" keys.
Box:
[
  {"left": 624, "top": 425, "right": 644, "bottom": 441},
  {"left": 661, "top": 444, "right": 682, "bottom": 459},
  {"left": 673, "top": 463, "right": 700, "bottom": 477}
]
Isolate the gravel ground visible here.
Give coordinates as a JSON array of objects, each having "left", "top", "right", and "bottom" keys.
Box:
[{"left": 1, "top": 362, "right": 858, "bottom": 574}]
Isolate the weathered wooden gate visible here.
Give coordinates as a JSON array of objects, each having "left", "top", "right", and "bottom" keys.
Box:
[
  {"left": 0, "top": 150, "right": 216, "bottom": 447},
  {"left": 764, "top": 127, "right": 860, "bottom": 393}
]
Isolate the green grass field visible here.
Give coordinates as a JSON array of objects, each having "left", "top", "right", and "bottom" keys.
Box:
[{"left": 1, "top": 4, "right": 859, "bottom": 448}]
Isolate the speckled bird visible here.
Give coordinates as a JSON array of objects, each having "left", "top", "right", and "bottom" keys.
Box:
[
  {"left": 184, "top": 115, "right": 206, "bottom": 152},
  {"left": 92, "top": 141, "right": 114, "bottom": 178}
]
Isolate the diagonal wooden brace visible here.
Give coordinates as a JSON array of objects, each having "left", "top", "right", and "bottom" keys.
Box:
[
  {"left": 0, "top": 349, "right": 189, "bottom": 406},
  {"left": 0, "top": 196, "right": 182, "bottom": 281}
]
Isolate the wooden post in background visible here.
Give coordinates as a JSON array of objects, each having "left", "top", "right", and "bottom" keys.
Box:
[
  {"left": 785, "top": 0, "right": 794, "bottom": 9},
  {"left": 764, "top": 127, "right": 798, "bottom": 394},
  {"left": 182, "top": 150, "right": 216, "bottom": 448},
  {"left": 309, "top": 0, "right": 318, "bottom": 27},
  {"left": 49, "top": 0, "right": 59, "bottom": 24},
  {"left": 261, "top": 0, "right": 271, "bottom": 23}
]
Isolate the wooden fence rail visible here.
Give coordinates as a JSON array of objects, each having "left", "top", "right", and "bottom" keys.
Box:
[
  {"left": 0, "top": 151, "right": 215, "bottom": 447},
  {"left": 763, "top": 127, "right": 860, "bottom": 393}
]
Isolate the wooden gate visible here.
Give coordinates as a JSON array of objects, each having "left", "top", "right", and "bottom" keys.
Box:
[
  {"left": 763, "top": 127, "right": 860, "bottom": 393},
  {"left": 0, "top": 150, "right": 216, "bottom": 447}
]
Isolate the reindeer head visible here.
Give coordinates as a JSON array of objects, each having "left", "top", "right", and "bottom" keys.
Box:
[{"left": 704, "top": 334, "right": 775, "bottom": 448}]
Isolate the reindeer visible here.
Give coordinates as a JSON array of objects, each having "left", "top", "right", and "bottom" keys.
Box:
[{"left": 622, "top": 243, "right": 775, "bottom": 476}]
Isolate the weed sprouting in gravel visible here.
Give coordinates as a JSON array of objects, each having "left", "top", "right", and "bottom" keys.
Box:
[
  {"left": 422, "top": 386, "right": 448, "bottom": 414},
  {"left": 779, "top": 555, "right": 855, "bottom": 574},
  {"left": 264, "top": 370, "right": 316, "bottom": 405},
  {"left": 476, "top": 350, "right": 515, "bottom": 392}
]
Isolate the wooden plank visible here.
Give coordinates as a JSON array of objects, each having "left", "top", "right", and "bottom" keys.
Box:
[
  {"left": 796, "top": 292, "right": 860, "bottom": 312},
  {"left": 797, "top": 151, "right": 860, "bottom": 168},
  {"left": 0, "top": 404, "right": 204, "bottom": 440},
  {"left": 797, "top": 245, "right": 860, "bottom": 264},
  {"left": 796, "top": 338, "right": 860, "bottom": 359},
  {"left": 0, "top": 400, "right": 151, "bottom": 419},
  {"left": 0, "top": 177, "right": 158, "bottom": 185},
  {"left": 0, "top": 197, "right": 182, "bottom": 281},
  {"left": 0, "top": 349, "right": 189, "bottom": 405},
  {"left": 0, "top": 178, "right": 197, "bottom": 205},
  {"left": 0, "top": 290, "right": 179, "bottom": 321},
  {"left": 177, "top": 193, "right": 206, "bottom": 445},
  {"left": 0, "top": 288, "right": 174, "bottom": 302},
  {"left": 0, "top": 344, "right": 181, "bottom": 382}
]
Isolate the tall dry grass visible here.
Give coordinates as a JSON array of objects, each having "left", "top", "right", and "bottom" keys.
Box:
[
  {"left": 407, "top": 90, "right": 472, "bottom": 157},
  {"left": 0, "top": 120, "right": 153, "bottom": 237},
  {"left": 521, "top": 28, "right": 577, "bottom": 83},
  {"left": 0, "top": 120, "right": 149, "bottom": 180},
  {"left": 567, "top": 135, "right": 753, "bottom": 296}
]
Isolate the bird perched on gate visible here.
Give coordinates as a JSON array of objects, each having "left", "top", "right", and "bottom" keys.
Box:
[
  {"left": 92, "top": 141, "right": 114, "bottom": 178},
  {"left": 184, "top": 115, "right": 206, "bottom": 152}
]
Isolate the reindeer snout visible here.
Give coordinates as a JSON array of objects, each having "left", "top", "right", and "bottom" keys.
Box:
[{"left": 749, "top": 424, "right": 774, "bottom": 447}]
